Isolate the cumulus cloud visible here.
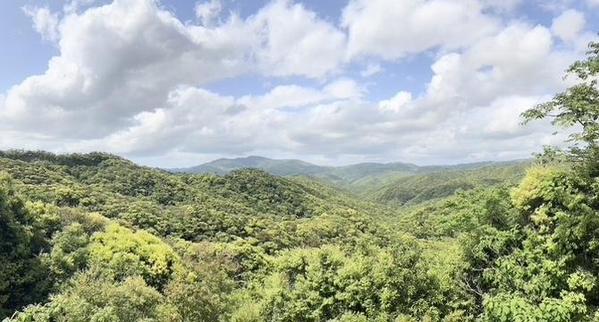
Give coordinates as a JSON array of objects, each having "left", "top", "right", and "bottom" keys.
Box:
[
  {"left": 0, "top": 0, "right": 597, "bottom": 166},
  {"left": 237, "top": 85, "right": 327, "bottom": 110},
  {"left": 412, "top": 22, "right": 572, "bottom": 113},
  {"left": 22, "top": 6, "right": 60, "bottom": 42},
  {"left": 468, "top": 96, "right": 549, "bottom": 139},
  {"left": 4, "top": 0, "right": 255, "bottom": 139},
  {"left": 1, "top": 0, "right": 347, "bottom": 140},
  {"left": 356, "top": 21, "right": 585, "bottom": 163},
  {"left": 220, "top": 78, "right": 363, "bottom": 111},
  {"left": 195, "top": 0, "right": 222, "bottom": 26},
  {"left": 249, "top": 0, "right": 346, "bottom": 78},
  {"left": 378, "top": 91, "right": 413, "bottom": 112},
  {"left": 323, "top": 78, "right": 364, "bottom": 100},
  {"left": 341, "top": 0, "right": 498, "bottom": 60},
  {"left": 360, "top": 63, "right": 382, "bottom": 77},
  {"left": 551, "top": 9, "right": 586, "bottom": 43}
]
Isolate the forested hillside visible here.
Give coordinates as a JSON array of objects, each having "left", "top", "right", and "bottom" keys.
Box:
[
  {"left": 1, "top": 42, "right": 598, "bottom": 322},
  {"left": 173, "top": 156, "right": 523, "bottom": 188},
  {"left": 173, "top": 156, "right": 327, "bottom": 177},
  {"left": 360, "top": 162, "right": 529, "bottom": 206},
  {"left": 0, "top": 150, "right": 433, "bottom": 321}
]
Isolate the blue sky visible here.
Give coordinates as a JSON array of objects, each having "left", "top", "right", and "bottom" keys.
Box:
[{"left": 0, "top": 0, "right": 597, "bottom": 167}]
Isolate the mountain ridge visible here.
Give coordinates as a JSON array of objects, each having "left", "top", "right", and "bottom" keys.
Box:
[{"left": 170, "top": 155, "right": 529, "bottom": 183}]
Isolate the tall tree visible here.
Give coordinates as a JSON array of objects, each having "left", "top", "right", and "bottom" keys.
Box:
[{"left": 522, "top": 41, "right": 599, "bottom": 158}]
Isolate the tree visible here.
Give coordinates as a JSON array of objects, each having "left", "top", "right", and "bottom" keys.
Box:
[
  {"left": 462, "top": 40, "right": 599, "bottom": 321},
  {"left": 522, "top": 41, "right": 599, "bottom": 159},
  {"left": 231, "top": 244, "right": 446, "bottom": 322},
  {"left": 88, "top": 224, "right": 182, "bottom": 290},
  {"left": 9, "top": 273, "right": 169, "bottom": 322},
  {"left": 0, "top": 174, "right": 52, "bottom": 319}
]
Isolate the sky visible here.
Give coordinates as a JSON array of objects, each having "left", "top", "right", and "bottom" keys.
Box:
[{"left": 0, "top": 0, "right": 597, "bottom": 168}]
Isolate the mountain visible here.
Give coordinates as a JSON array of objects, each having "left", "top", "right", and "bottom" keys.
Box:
[
  {"left": 170, "top": 156, "right": 428, "bottom": 185},
  {"left": 172, "top": 155, "right": 327, "bottom": 177},
  {"left": 171, "top": 156, "right": 529, "bottom": 188},
  {"left": 0, "top": 150, "right": 392, "bottom": 242}
]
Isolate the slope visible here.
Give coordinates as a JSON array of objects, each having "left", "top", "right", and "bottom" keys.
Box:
[
  {"left": 362, "top": 161, "right": 529, "bottom": 206},
  {"left": 173, "top": 155, "right": 528, "bottom": 189}
]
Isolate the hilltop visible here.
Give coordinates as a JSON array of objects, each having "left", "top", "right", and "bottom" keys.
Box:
[{"left": 172, "top": 155, "right": 529, "bottom": 187}]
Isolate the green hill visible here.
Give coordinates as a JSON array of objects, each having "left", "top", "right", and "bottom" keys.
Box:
[
  {"left": 0, "top": 150, "right": 391, "bottom": 246},
  {"left": 173, "top": 156, "right": 529, "bottom": 190},
  {"left": 3, "top": 149, "right": 599, "bottom": 321},
  {"left": 173, "top": 155, "right": 327, "bottom": 177},
  {"left": 0, "top": 150, "right": 417, "bottom": 321},
  {"left": 362, "top": 162, "right": 529, "bottom": 206}
]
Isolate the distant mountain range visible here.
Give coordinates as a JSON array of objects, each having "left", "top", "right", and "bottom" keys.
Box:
[{"left": 170, "top": 156, "right": 529, "bottom": 186}]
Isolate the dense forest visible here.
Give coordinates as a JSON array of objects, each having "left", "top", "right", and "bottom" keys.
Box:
[
  {"left": 1, "top": 42, "right": 598, "bottom": 321},
  {"left": 174, "top": 156, "right": 530, "bottom": 201}
]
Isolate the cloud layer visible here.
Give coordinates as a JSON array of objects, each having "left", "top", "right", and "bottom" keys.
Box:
[{"left": 0, "top": 0, "right": 596, "bottom": 167}]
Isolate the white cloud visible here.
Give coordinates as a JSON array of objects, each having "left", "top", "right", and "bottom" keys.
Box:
[
  {"left": 378, "top": 91, "right": 412, "bottom": 112},
  {"left": 425, "top": 23, "right": 565, "bottom": 108},
  {"left": 22, "top": 6, "right": 60, "bottom": 42},
  {"left": 2, "top": 0, "right": 348, "bottom": 141},
  {"left": 250, "top": 0, "right": 346, "bottom": 78},
  {"left": 341, "top": 0, "right": 498, "bottom": 60},
  {"left": 323, "top": 78, "right": 364, "bottom": 100},
  {"left": 360, "top": 63, "right": 382, "bottom": 77},
  {"left": 195, "top": 0, "right": 222, "bottom": 26},
  {"left": 5, "top": 0, "right": 257, "bottom": 139},
  {"left": 1, "top": 0, "right": 597, "bottom": 166},
  {"left": 237, "top": 85, "right": 326, "bottom": 110},
  {"left": 472, "top": 95, "right": 548, "bottom": 138},
  {"left": 235, "top": 79, "right": 362, "bottom": 111},
  {"left": 551, "top": 9, "right": 586, "bottom": 43},
  {"left": 90, "top": 87, "right": 241, "bottom": 155}
]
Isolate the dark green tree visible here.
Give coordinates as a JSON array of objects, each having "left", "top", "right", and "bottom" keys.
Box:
[{"left": 0, "top": 174, "right": 52, "bottom": 319}]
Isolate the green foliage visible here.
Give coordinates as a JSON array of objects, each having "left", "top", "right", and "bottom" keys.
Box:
[
  {"left": 0, "top": 151, "right": 418, "bottom": 320},
  {"left": 10, "top": 273, "right": 169, "bottom": 322},
  {"left": 458, "top": 165, "right": 599, "bottom": 320},
  {"left": 397, "top": 186, "right": 520, "bottom": 238},
  {"left": 0, "top": 174, "right": 53, "bottom": 319},
  {"left": 365, "top": 163, "right": 528, "bottom": 206},
  {"left": 89, "top": 224, "right": 182, "bottom": 289},
  {"left": 447, "top": 43, "right": 599, "bottom": 321},
  {"left": 46, "top": 223, "right": 90, "bottom": 280},
  {"left": 172, "top": 238, "right": 270, "bottom": 283},
  {"left": 0, "top": 147, "right": 586, "bottom": 321},
  {"left": 483, "top": 292, "right": 588, "bottom": 322},
  {"left": 232, "top": 244, "right": 447, "bottom": 321},
  {"left": 162, "top": 273, "right": 230, "bottom": 322}
]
